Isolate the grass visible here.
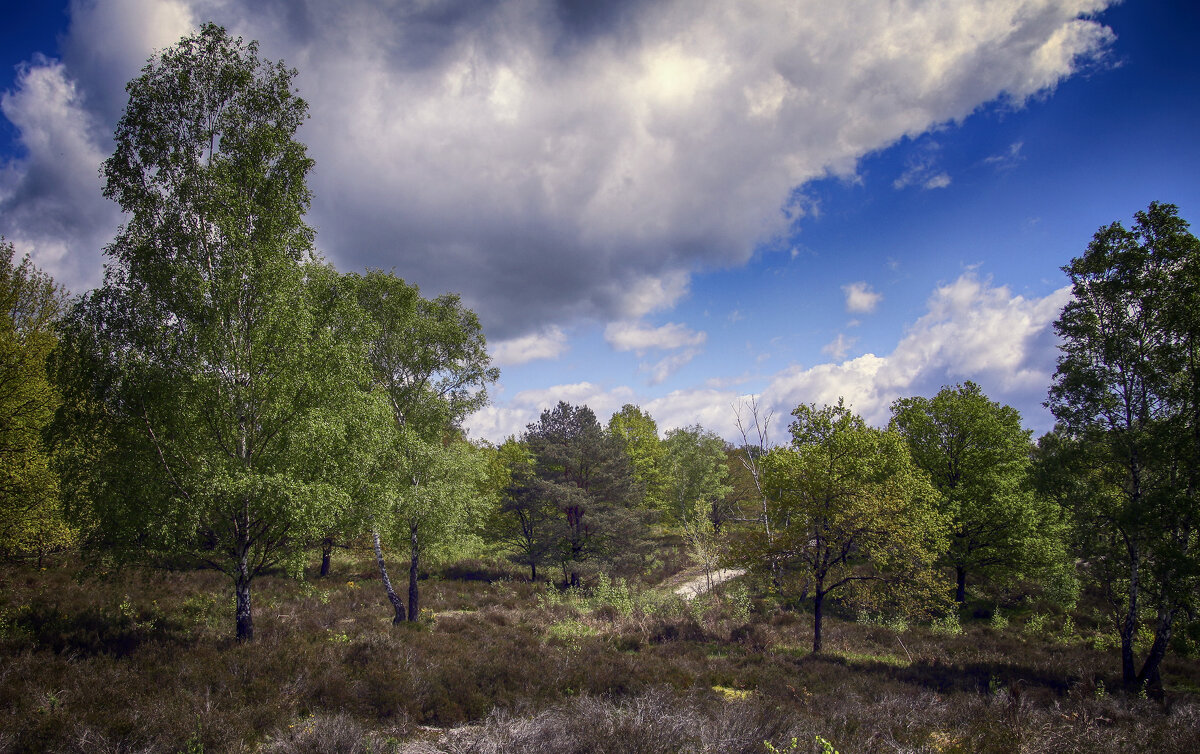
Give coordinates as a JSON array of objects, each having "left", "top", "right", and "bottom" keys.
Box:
[{"left": 1, "top": 553, "right": 1198, "bottom": 752}]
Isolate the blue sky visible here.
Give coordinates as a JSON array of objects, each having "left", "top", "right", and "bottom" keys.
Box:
[{"left": 3, "top": 0, "right": 1199, "bottom": 443}]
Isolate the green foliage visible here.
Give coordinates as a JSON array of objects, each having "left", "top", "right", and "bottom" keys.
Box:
[
  {"left": 56, "top": 24, "right": 385, "bottom": 640},
  {"left": 1046, "top": 202, "right": 1200, "bottom": 689},
  {"left": 930, "top": 611, "right": 963, "bottom": 636},
  {"left": 856, "top": 608, "right": 910, "bottom": 633},
  {"left": 608, "top": 404, "right": 669, "bottom": 509},
  {"left": 663, "top": 424, "right": 733, "bottom": 582},
  {"left": 746, "top": 399, "right": 948, "bottom": 652},
  {"left": 349, "top": 267, "right": 497, "bottom": 621},
  {"left": 724, "top": 582, "right": 753, "bottom": 624},
  {"left": 591, "top": 573, "right": 637, "bottom": 618},
  {"left": 890, "top": 382, "right": 1070, "bottom": 602},
  {"left": 1025, "top": 612, "right": 1050, "bottom": 637},
  {"left": 397, "top": 433, "right": 491, "bottom": 566},
  {"left": 350, "top": 269, "right": 497, "bottom": 440},
  {"left": 0, "top": 241, "right": 73, "bottom": 561},
  {"left": 523, "top": 402, "right": 651, "bottom": 586},
  {"left": 486, "top": 436, "right": 557, "bottom": 580},
  {"left": 547, "top": 618, "right": 599, "bottom": 648},
  {"left": 815, "top": 735, "right": 840, "bottom": 754}
]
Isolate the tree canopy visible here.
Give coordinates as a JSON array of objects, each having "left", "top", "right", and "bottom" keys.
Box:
[
  {"left": 890, "top": 382, "right": 1068, "bottom": 602},
  {"left": 0, "top": 241, "right": 71, "bottom": 561},
  {"left": 755, "top": 400, "right": 946, "bottom": 652},
  {"left": 662, "top": 424, "right": 732, "bottom": 589},
  {"left": 60, "top": 24, "right": 384, "bottom": 640},
  {"left": 608, "top": 404, "right": 667, "bottom": 510},
  {"left": 350, "top": 268, "right": 497, "bottom": 621},
  {"left": 1047, "top": 201, "right": 1200, "bottom": 691},
  {"left": 523, "top": 402, "right": 647, "bottom": 586}
]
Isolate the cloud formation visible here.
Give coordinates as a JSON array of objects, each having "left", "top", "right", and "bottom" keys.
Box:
[
  {"left": 490, "top": 325, "right": 569, "bottom": 366},
  {"left": 466, "top": 381, "right": 638, "bottom": 441},
  {"left": 821, "top": 333, "right": 858, "bottom": 360},
  {"left": 641, "top": 348, "right": 702, "bottom": 386},
  {"left": 605, "top": 321, "right": 707, "bottom": 354},
  {"left": 842, "top": 281, "right": 883, "bottom": 314},
  {"left": 0, "top": 0, "right": 1113, "bottom": 336},
  {"left": 766, "top": 274, "right": 1071, "bottom": 427},
  {"left": 0, "top": 58, "right": 116, "bottom": 291},
  {"left": 467, "top": 273, "right": 1071, "bottom": 442}
]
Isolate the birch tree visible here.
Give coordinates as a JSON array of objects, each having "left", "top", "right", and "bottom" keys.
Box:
[{"left": 61, "top": 25, "right": 382, "bottom": 640}]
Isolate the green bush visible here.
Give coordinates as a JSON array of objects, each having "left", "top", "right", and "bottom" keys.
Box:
[{"left": 930, "top": 612, "right": 963, "bottom": 636}]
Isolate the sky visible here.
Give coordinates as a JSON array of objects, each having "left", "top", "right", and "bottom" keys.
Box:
[{"left": 2, "top": 0, "right": 1199, "bottom": 445}]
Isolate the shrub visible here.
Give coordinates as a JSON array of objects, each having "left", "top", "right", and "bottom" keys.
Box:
[
  {"left": 592, "top": 574, "right": 637, "bottom": 618},
  {"left": 724, "top": 583, "right": 754, "bottom": 624},
  {"left": 1025, "top": 612, "right": 1049, "bottom": 636},
  {"left": 930, "top": 612, "right": 963, "bottom": 636},
  {"left": 262, "top": 712, "right": 397, "bottom": 753}
]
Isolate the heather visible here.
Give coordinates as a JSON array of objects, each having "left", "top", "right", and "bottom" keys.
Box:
[{"left": 1, "top": 553, "right": 1197, "bottom": 753}]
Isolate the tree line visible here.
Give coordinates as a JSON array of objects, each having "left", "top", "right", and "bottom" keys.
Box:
[{"left": 1, "top": 24, "right": 1197, "bottom": 693}]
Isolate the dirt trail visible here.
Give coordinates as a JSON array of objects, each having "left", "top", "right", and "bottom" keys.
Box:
[{"left": 670, "top": 567, "right": 746, "bottom": 600}]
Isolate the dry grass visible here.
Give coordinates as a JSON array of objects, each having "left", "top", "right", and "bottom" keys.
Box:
[{"left": 1, "top": 553, "right": 1197, "bottom": 752}]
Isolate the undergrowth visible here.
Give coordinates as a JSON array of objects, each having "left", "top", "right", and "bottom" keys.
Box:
[{"left": 0, "top": 554, "right": 1197, "bottom": 752}]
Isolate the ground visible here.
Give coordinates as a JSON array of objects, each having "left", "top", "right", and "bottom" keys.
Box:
[{"left": 1, "top": 553, "right": 1198, "bottom": 753}]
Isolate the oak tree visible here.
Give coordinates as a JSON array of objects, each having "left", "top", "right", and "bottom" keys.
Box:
[
  {"left": 758, "top": 400, "right": 946, "bottom": 652},
  {"left": 890, "top": 382, "right": 1069, "bottom": 602},
  {"left": 608, "top": 404, "right": 667, "bottom": 510}
]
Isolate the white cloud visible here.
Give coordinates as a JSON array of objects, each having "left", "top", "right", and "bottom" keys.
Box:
[
  {"left": 923, "top": 172, "right": 951, "bottom": 190},
  {"left": 469, "top": 272, "right": 1071, "bottom": 443},
  {"left": 0, "top": 0, "right": 1114, "bottom": 335},
  {"left": 0, "top": 58, "right": 117, "bottom": 291},
  {"left": 764, "top": 273, "right": 1071, "bottom": 427},
  {"left": 842, "top": 281, "right": 882, "bottom": 314},
  {"left": 821, "top": 333, "right": 858, "bottom": 360},
  {"left": 892, "top": 141, "right": 952, "bottom": 191},
  {"left": 490, "top": 326, "right": 568, "bottom": 366},
  {"left": 985, "top": 141, "right": 1025, "bottom": 170},
  {"left": 613, "top": 270, "right": 692, "bottom": 320},
  {"left": 62, "top": 0, "right": 196, "bottom": 121},
  {"left": 641, "top": 347, "right": 701, "bottom": 385},
  {"left": 466, "top": 380, "right": 747, "bottom": 441},
  {"left": 645, "top": 388, "right": 741, "bottom": 435},
  {"left": 464, "top": 381, "right": 637, "bottom": 441},
  {"left": 605, "top": 320, "right": 706, "bottom": 354}
]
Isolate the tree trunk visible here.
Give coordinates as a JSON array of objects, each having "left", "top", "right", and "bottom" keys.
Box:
[
  {"left": 1136, "top": 605, "right": 1179, "bottom": 696},
  {"left": 955, "top": 566, "right": 967, "bottom": 603},
  {"left": 530, "top": 560, "right": 537, "bottom": 581},
  {"left": 407, "top": 520, "right": 420, "bottom": 621},
  {"left": 812, "top": 588, "right": 825, "bottom": 653},
  {"left": 1121, "top": 542, "right": 1140, "bottom": 688},
  {"left": 373, "top": 528, "right": 405, "bottom": 623},
  {"left": 320, "top": 537, "right": 334, "bottom": 578},
  {"left": 236, "top": 554, "right": 253, "bottom": 642}
]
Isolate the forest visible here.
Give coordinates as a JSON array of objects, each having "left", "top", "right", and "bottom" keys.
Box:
[{"left": 2, "top": 23, "right": 1199, "bottom": 753}]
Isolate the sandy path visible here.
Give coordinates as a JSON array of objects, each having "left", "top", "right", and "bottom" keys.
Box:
[{"left": 671, "top": 567, "right": 746, "bottom": 599}]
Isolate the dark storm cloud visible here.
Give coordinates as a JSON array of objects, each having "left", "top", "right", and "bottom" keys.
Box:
[{"left": 2, "top": 0, "right": 1113, "bottom": 340}]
